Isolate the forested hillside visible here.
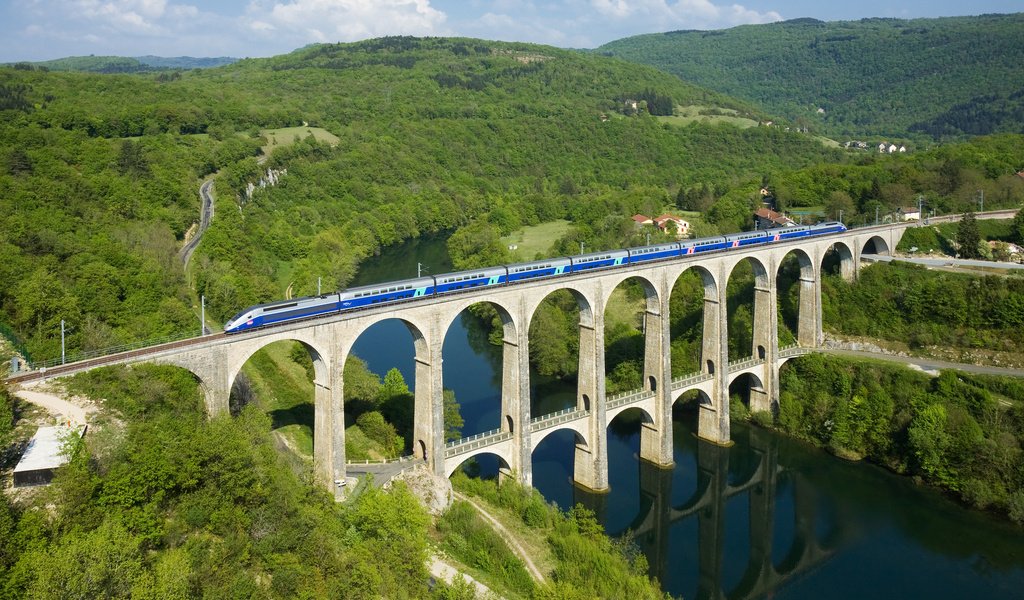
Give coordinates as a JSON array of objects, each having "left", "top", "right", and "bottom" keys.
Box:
[
  {"left": 5, "top": 55, "right": 237, "bottom": 73},
  {"left": 2, "top": 35, "right": 1023, "bottom": 366},
  {"left": 0, "top": 36, "right": 844, "bottom": 362},
  {"left": 598, "top": 14, "right": 1024, "bottom": 139}
]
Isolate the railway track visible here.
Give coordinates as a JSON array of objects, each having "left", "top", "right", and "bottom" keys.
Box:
[{"left": 5, "top": 333, "right": 226, "bottom": 385}]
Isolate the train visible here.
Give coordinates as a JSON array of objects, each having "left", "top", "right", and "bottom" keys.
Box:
[{"left": 224, "top": 221, "right": 847, "bottom": 333}]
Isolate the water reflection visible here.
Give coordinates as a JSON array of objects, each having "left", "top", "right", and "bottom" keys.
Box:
[{"left": 573, "top": 423, "right": 845, "bottom": 600}]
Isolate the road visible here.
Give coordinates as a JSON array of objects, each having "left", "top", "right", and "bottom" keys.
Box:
[
  {"left": 179, "top": 178, "right": 215, "bottom": 268},
  {"left": 823, "top": 348, "right": 1024, "bottom": 378},
  {"left": 863, "top": 254, "right": 1024, "bottom": 271}
]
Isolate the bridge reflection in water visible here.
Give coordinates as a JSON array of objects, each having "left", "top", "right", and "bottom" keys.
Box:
[{"left": 571, "top": 421, "right": 849, "bottom": 600}]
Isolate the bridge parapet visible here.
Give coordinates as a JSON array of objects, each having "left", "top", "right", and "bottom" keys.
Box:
[
  {"left": 728, "top": 356, "right": 763, "bottom": 370},
  {"left": 531, "top": 407, "right": 589, "bottom": 432},
  {"left": 778, "top": 345, "right": 812, "bottom": 359},
  {"left": 607, "top": 388, "right": 656, "bottom": 410},
  {"left": 445, "top": 428, "right": 512, "bottom": 458},
  {"left": 671, "top": 371, "right": 712, "bottom": 388}
]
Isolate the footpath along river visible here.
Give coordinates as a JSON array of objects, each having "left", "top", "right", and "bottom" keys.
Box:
[{"left": 348, "top": 235, "right": 1024, "bottom": 599}]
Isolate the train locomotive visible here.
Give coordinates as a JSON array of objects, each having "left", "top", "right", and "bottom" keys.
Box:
[{"left": 223, "top": 221, "right": 847, "bottom": 333}]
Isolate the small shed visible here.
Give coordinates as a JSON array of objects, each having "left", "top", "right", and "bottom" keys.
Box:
[{"left": 13, "top": 424, "right": 86, "bottom": 487}]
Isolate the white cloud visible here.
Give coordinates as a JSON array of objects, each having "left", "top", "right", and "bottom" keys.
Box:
[
  {"left": 588, "top": 0, "right": 780, "bottom": 27},
  {"left": 246, "top": 0, "right": 447, "bottom": 43}
]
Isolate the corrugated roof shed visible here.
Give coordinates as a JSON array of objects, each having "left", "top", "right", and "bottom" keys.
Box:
[{"left": 13, "top": 425, "right": 86, "bottom": 487}]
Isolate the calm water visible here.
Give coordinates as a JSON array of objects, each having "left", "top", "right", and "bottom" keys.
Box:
[{"left": 349, "top": 235, "right": 1024, "bottom": 600}]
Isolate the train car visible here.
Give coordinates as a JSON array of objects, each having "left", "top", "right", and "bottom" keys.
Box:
[
  {"left": 765, "top": 225, "right": 811, "bottom": 241},
  {"left": 506, "top": 258, "right": 571, "bottom": 283},
  {"left": 626, "top": 242, "right": 681, "bottom": 264},
  {"left": 338, "top": 276, "right": 436, "bottom": 310},
  {"left": 433, "top": 266, "right": 508, "bottom": 294},
  {"left": 810, "top": 221, "right": 847, "bottom": 235},
  {"left": 680, "top": 236, "right": 728, "bottom": 255},
  {"left": 570, "top": 249, "right": 629, "bottom": 272},
  {"left": 724, "top": 230, "right": 768, "bottom": 248},
  {"left": 224, "top": 294, "right": 341, "bottom": 333}
]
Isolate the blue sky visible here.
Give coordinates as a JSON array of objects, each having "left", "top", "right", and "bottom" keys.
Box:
[{"left": 1, "top": 0, "right": 1020, "bottom": 62}]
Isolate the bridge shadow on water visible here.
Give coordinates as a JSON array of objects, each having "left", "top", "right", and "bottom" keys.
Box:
[{"left": 556, "top": 407, "right": 850, "bottom": 600}]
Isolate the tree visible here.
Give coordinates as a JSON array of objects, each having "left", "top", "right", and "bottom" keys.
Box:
[
  {"left": 443, "top": 389, "right": 464, "bottom": 442},
  {"left": 956, "top": 211, "right": 982, "bottom": 259},
  {"left": 116, "top": 139, "right": 149, "bottom": 177},
  {"left": 1012, "top": 207, "right": 1024, "bottom": 245}
]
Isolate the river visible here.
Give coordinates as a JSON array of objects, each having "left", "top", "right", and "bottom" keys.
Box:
[{"left": 348, "top": 234, "right": 1024, "bottom": 599}]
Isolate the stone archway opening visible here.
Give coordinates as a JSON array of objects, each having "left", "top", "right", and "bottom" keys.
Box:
[
  {"left": 671, "top": 389, "right": 710, "bottom": 426},
  {"left": 532, "top": 428, "right": 589, "bottom": 510},
  {"left": 528, "top": 289, "right": 588, "bottom": 419},
  {"left": 441, "top": 301, "right": 516, "bottom": 441},
  {"left": 822, "top": 242, "right": 855, "bottom": 282},
  {"left": 726, "top": 258, "right": 770, "bottom": 363},
  {"left": 776, "top": 249, "right": 814, "bottom": 347},
  {"left": 228, "top": 339, "right": 328, "bottom": 461},
  {"left": 729, "top": 372, "right": 768, "bottom": 420},
  {"left": 670, "top": 267, "right": 717, "bottom": 378},
  {"left": 862, "top": 235, "right": 890, "bottom": 257},
  {"left": 449, "top": 452, "right": 511, "bottom": 481},
  {"left": 604, "top": 276, "right": 658, "bottom": 396},
  {"left": 347, "top": 318, "right": 425, "bottom": 461}
]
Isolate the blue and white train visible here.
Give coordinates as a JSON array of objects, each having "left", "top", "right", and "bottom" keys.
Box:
[{"left": 224, "top": 221, "right": 847, "bottom": 333}]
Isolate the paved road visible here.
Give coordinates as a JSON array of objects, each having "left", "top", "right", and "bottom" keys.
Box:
[
  {"left": 179, "top": 178, "right": 215, "bottom": 268},
  {"left": 823, "top": 348, "right": 1024, "bottom": 378},
  {"left": 863, "top": 253, "right": 1024, "bottom": 271},
  {"left": 346, "top": 459, "right": 425, "bottom": 487}
]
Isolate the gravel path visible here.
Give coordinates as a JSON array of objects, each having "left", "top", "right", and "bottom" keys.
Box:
[{"left": 13, "top": 384, "right": 95, "bottom": 424}]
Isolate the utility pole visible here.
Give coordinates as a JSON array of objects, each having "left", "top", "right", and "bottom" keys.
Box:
[{"left": 61, "top": 319, "right": 66, "bottom": 365}]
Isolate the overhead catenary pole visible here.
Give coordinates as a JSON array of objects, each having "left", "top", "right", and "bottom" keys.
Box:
[
  {"left": 201, "top": 295, "right": 206, "bottom": 336},
  {"left": 318, "top": 277, "right": 321, "bottom": 295},
  {"left": 61, "top": 319, "right": 66, "bottom": 365}
]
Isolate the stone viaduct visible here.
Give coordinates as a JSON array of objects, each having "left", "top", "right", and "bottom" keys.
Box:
[{"left": 11, "top": 224, "right": 910, "bottom": 497}]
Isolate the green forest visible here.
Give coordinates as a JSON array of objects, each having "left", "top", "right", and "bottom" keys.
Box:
[
  {"left": 775, "top": 354, "right": 1024, "bottom": 522},
  {"left": 598, "top": 13, "right": 1024, "bottom": 138}
]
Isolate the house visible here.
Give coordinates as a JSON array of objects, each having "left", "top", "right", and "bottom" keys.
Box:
[
  {"left": 878, "top": 142, "right": 888, "bottom": 153},
  {"left": 888, "top": 143, "right": 898, "bottom": 154},
  {"left": 631, "top": 214, "right": 653, "bottom": 227},
  {"left": 899, "top": 206, "right": 921, "bottom": 221},
  {"left": 753, "top": 208, "right": 795, "bottom": 229},
  {"left": 898, "top": 145, "right": 907, "bottom": 153},
  {"left": 653, "top": 214, "right": 690, "bottom": 237}
]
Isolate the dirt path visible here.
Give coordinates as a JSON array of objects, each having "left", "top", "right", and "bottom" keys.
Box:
[
  {"left": 453, "top": 491, "right": 546, "bottom": 583},
  {"left": 13, "top": 383, "right": 95, "bottom": 425},
  {"left": 428, "top": 555, "right": 500, "bottom": 599}
]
